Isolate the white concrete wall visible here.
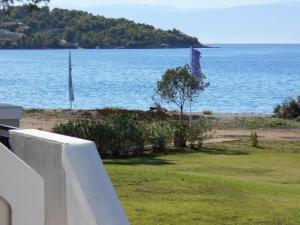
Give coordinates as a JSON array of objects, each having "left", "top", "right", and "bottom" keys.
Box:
[
  {"left": 0, "top": 104, "right": 22, "bottom": 120},
  {"left": 0, "top": 119, "right": 20, "bottom": 127},
  {"left": 0, "top": 103, "right": 22, "bottom": 127},
  {"left": 0, "top": 143, "right": 44, "bottom": 225},
  {"left": 10, "top": 129, "right": 130, "bottom": 225}
]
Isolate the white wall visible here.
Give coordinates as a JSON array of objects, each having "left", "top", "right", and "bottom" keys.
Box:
[
  {"left": 0, "top": 104, "right": 22, "bottom": 127},
  {"left": 0, "top": 104, "right": 22, "bottom": 120},
  {"left": 9, "top": 129, "right": 130, "bottom": 225},
  {"left": 0, "top": 143, "right": 44, "bottom": 225}
]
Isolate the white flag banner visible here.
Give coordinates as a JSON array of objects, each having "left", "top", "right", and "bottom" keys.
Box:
[{"left": 190, "top": 47, "right": 202, "bottom": 80}]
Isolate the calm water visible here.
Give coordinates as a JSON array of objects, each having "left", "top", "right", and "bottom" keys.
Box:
[{"left": 0, "top": 44, "right": 300, "bottom": 113}]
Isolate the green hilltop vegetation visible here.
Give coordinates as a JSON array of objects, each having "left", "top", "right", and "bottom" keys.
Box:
[{"left": 0, "top": 6, "right": 204, "bottom": 49}]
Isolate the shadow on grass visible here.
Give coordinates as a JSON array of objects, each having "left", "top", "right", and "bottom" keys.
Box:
[
  {"left": 104, "top": 147, "right": 250, "bottom": 166},
  {"left": 199, "top": 147, "right": 250, "bottom": 155},
  {"left": 104, "top": 154, "right": 175, "bottom": 166}
]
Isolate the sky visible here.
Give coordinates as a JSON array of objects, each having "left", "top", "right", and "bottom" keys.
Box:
[{"left": 49, "top": 0, "right": 300, "bottom": 43}]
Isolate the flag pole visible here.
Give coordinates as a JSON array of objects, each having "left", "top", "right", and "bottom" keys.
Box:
[
  {"left": 68, "top": 51, "right": 75, "bottom": 112},
  {"left": 189, "top": 46, "right": 193, "bottom": 128},
  {"left": 189, "top": 97, "right": 192, "bottom": 128},
  {"left": 189, "top": 46, "right": 202, "bottom": 127}
]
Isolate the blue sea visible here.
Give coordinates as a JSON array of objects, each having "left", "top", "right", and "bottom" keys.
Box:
[{"left": 0, "top": 44, "right": 300, "bottom": 113}]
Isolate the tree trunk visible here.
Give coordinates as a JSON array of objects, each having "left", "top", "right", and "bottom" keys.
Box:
[
  {"left": 175, "top": 105, "right": 186, "bottom": 148},
  {"left": 180, "top": 106, "right": 183, "bottom": 127}
]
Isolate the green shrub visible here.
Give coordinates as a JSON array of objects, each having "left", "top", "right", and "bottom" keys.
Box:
[
  {"left": 267, "top": 120, "right": 290, "bottom": 128},
  {"left": 172, "top": 118, "right": 213, "bottom": 149},
  {"left": 274, "top": 96, "right": 300, "bottom": 119},
  {"left": 146, "top": 122, "right": 175, "bottom": 152},
  {"left": 174, "top": 127, "right": 187, "bottom": 148},
  {"left": 53, "top": 114, "right": 144, "bottom": 157},
  {"left": 186, "top": 118, "right": 213, "bottom": 149},
  {"left": 251, "top": 131, "right": 258, "bottom": 147},
  {"left": 53, "top": 115, "right": 213, "bottom": 157},
  {"left": 109, "top": 114, "right": 144, "bottom": 156},
  {"left": 94, "top": 107, "right": 175, "bottom": 122}
]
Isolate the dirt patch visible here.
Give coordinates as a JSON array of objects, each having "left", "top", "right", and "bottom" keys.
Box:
[
  {"left": 213, "top": 129, "right": 300, "bottom": 141},
  {"left": 20, "top": 118, "right": 67, "bottom": 131}
]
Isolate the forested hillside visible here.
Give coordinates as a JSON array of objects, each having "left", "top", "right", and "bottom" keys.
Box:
[{"left": 0, "top": 6, "right": 204, "bottom": 49}]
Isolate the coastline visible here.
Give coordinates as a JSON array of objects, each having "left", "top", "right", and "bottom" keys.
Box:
[
  {"left": 23, "top": 108, "right": 272, "bottom": 119},
  {"left": 20, "top": 108, "right": 300, "bottom": 142},
  {"left": 0, "top": 45, "right": 211, "bottom": 50}
]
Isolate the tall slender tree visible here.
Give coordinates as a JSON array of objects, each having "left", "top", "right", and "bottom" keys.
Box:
[{"left": 156, "top": 65, "right": 209, "bottom": 127}]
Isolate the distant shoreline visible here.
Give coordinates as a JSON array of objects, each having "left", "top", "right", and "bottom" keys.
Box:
[
  {"left": 4, "top": 44, "right": 300, "bottom": 50},
  {"left": 23, "top": 108, "right": 272, "bottom": 118},
  {"left": 3, "top": 44, "right": 300, "bottom": 50},
  {"left": 0, "top": 45, "right": 212, "bottom": 50}
]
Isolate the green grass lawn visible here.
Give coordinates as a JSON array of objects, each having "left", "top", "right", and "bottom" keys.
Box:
[{"left": 104, "top": 141, "right": 300, "bottom": 225}]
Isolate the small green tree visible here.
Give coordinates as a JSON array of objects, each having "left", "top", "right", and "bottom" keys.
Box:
[
  {"left": 156, "top": 65, "right": 208, "bottom": 127},
  {"left": 251, "top": 131, "right": 259, "bottom": 147}
]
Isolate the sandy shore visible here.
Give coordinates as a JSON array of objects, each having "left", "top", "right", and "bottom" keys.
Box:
[
  {"left": 20, "top": 109, "right": 300, "bottom": 141},
  {"left": 191, "top": 112, "right": 272, "bottom": 119},
  {"left": 21, "top": 109, "right": 68, "bottom": 131}
]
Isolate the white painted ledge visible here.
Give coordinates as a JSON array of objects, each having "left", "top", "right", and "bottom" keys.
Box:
[
  {"left": 9, "top": 129, "right": 130, "bottom": 225},
  {"left": 0, "top": 143, "right": 44, "bottom": 225}
]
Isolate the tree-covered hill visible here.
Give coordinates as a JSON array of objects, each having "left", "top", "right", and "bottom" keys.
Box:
[{"left": 0, "top": 6, "right": 205, "bottom": 49}]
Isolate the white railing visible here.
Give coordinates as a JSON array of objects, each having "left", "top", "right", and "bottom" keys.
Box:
[{"left": 0, "top": 128, "right": 130, "bottom": 225}]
